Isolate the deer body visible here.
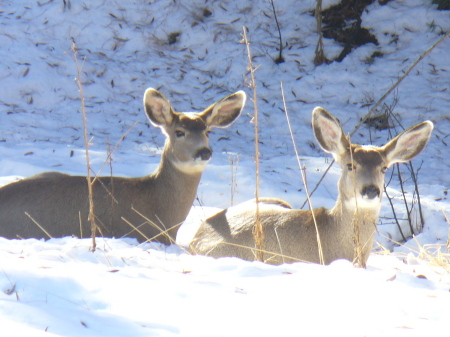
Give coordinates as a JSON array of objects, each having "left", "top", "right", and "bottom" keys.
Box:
[
  {"left": 191, "top": 198, "right": 379, "bottom": 265},
  {"left": 0, "top": 88, "right": 246, "bottom": 243},
  {"left": 190, "top": 107, "right": 433, "bottom": 265}
]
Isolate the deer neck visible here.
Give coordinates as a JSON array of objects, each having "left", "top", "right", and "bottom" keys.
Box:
[
  {"left": 148, "top": 152, "right": 203, "bottom": 232},
  {"left": 152, "top": 150, "right": 202, "bottom": 198},
  {"left": 331, "top": 193, "right": 380, "bottom": 222}
]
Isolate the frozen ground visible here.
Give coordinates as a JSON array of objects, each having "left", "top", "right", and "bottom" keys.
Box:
[{"left": 0, "top": 0, "right": 449, "bottom": 336}]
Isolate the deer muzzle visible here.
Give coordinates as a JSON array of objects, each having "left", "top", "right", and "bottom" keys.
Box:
[
  {"left": 361, "top": 185, "right": 380, "bottom": 199},
  {"left": 195, "top": 147, "right": 212, "bottom": 161}
]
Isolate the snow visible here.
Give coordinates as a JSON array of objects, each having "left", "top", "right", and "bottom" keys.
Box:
[{"left": 0, "top": 0, "right": 449, "bottom": 336}]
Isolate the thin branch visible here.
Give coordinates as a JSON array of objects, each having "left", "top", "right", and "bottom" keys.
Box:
[
  {"left": 383, "top": 158, "right": 407, "bottom": 242},
  {"left": 229, "top": 154, "right": 239, "bottom": 206},
  {"left": 218, "top": 241, "right": 311, "bottom": 264},
  {"left": 243, "top": 27, "right": 264, "bottom": 262},
  {"left": 92, "top": 121, "right": 139, "bottom": 184},
  {"left": 300, "top": 158, "right": 334, "bottom": 209},
  {"left": 351, "top": 30, "right": 450, "bottom": 137},
  {"left": 383, "top": 185, "right": 407, "bottom": 242},
  {"left": 269, "top": 0, "right": 284, "bottom": 64},
  {"left": 443, "top": 210, "right": 450, "bottom": 249},
  {"left": 71, "top": 42, "right": 97, "bottom": 251},
  {"left": 387, "top": 110, "right": 424, "bottom": 238},
  {"left": 24, "top": 212, "right": 53, "bottom": 239},
  {"left": 408, "top": 160, "right": 425, "bottom": 231},
  {"left": 130, "top": 207, "right": 177, "bottom": 246},
  {"left": 303, "top": 31, "right": 450, "bottom": 206},
  {"left": 281, "top": 82, "right": 324, "bottom": 265},
  {"left": 314, "top": 0, "right": 326, "bottom": 66},
  {"left": 395, "top": 163, "right": 414, "bottom": 236},
  {"left": 347, "top": 134, "right": 365, "bottom": 268}
]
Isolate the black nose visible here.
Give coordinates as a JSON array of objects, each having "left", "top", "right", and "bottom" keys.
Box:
[
  {"left": 195, "top": 147, "right": 212, "bottom": 161},
  {"left": 362, "top": 185, "right": 380, "bottom": 199}
]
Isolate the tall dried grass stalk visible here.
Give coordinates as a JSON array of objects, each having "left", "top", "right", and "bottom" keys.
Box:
[
  {"left": 280, "top": 82, "right": 324, "bottom": 265},
  {"left": 347, "top": 135, "right": 365, "bottom": 267},
  {"left": 444, "top": 210, "right": 450, "bottom": 249},
  {"left": 243, "top": 27, "right": 264, "bottom": 262},
  {"left": 25, "top": 212, "right": 53, "bottom": 239},
  {"left": 229, "top": 154, "right": 239, "bottom": 206},
  {"left": 71, "top": 42, "right": 97, "bottom": 251}
]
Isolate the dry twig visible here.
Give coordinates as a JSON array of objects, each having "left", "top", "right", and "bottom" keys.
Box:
[
  {"left": 280, "top": 82, "right": 324, "bottom": 265},
  {"left": 243, "top": 27, "right": 264, "bottom": 262},
  {"left": 314, "top": 0, "right": 326, "bottom": 66},
  {"left": 269, "top": 0, "right": 284, "bottom": 64},
  {"left": 303, "top": 31, "right": 450, "bottom": 207},
  {"left": 71, "top": 42, "right": 97, "bottom": 251}
]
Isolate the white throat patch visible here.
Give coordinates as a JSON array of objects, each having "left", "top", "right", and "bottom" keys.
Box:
[
  {"left": 344, "top": 195, "right": 382, "bottom": 212},
  {"left": 172, "top": 157, "right": 210, "bottom": 174}
]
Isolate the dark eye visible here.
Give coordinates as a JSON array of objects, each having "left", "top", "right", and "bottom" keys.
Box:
[
  {"left": 175, "top": 130, "right": 185, "bottom": 138},
  {"left": 381, "top": 166, "right": 388, "bottom": 174},
  {"left": 347, "top": 163, "right": 355, "bottom": 171}
]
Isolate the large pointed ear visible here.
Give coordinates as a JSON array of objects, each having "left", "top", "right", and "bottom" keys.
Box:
[
  {"left": 383, "top": 121, "right": 433, "bottom": 166},
  {"left": 312, "top": 107, "right": 350, "bottom": 158},
  {"left": 200, "top": 91, "right": 246, "bottom": 128},
  {"left": 143, "top": 88, "right": 176, "bottom": 127}
]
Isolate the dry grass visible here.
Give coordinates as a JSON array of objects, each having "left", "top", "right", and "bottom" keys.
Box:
[
  {"left": 347, "top": 135, "right": 366, "bottom": 268},
  {"left": 243, "top": 27, "right": 264, "bottom": 262},
  {"left": 375, "top": 234, "right": 450, "bottom": 275},
  {"left": 220, "top": 241, "right": 312, "bottom": 264},
  {"left": 71, "top": 42, "right": 98, "bottom": 251},
  {"left": 24, "top": 212, "right": 53, "bottom": 240},
  {"left": 444, "top": 210, "right": 450, "bottom": 249},
  {"left": 412, "top": 240, "right": 450, "bottom": 274},
  {"left": 280, "top": 82, "right": 324, "bottom": 265}
]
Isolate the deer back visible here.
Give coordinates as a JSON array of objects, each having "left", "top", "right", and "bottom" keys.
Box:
[{"left": 0, "top": 88, "right": 246, "bottom": 243}]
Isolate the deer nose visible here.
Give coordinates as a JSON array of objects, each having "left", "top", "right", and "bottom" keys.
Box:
[
  {"left": 362, "top": 185, "right": 380, "bottom": 199},
  {"left": 195, "top": 147, "right": 212, "bottom": 161}
]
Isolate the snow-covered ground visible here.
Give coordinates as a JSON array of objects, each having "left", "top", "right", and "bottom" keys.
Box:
[{"left": 0, "top": 0, "right": 449, "bottom": 335}]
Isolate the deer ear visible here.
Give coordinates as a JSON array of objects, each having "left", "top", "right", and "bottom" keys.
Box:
[
  {"left": 312, "top": 107, "right": 349, "bottom": 159},
  {"left": 200, "top": 91, "right": 246, "bottom": 128},
  {"left": 383, "top": 121, "right": 433, "bottom": 166},
  {"left": 143, "top": 88, "right": 175, "bottom": 127}
]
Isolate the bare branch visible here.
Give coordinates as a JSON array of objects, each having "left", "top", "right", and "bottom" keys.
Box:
[
  {"left": 303, "top": 31, "right": 450, "bottom": 206},
  {"left": 281, "top": 82, "right": 324, "bottom": 265},
  {"left": 269, "top": 0, "right": 284, "bottom": 64},
  {"left": 243, "top": 27, "right": 264, "bottom": 262},
  {"left": 71, "top": 42, "right": 97, "bottom": 251}
]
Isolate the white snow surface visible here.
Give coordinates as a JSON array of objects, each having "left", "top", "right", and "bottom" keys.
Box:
[{"left": 0, "top": 0, "right": 449, "bottom": 336}]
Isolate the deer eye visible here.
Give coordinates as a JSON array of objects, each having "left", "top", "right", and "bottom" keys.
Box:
[
  {"left": 381, "top": 166, "right": 388, "bottom": 174},
  {"left": 175, "top": 130, "right": 185, "bottom": 138},
  {"left": 347, "top": 163, "right": 355, "bottom": 171}
]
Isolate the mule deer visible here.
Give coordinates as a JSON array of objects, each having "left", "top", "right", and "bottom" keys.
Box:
[
  {"left": 190, "top": 107, "right": 433, "bottom": 265},
  {"left": 0, "top": 88, "right": 246, "bottom": 244}
]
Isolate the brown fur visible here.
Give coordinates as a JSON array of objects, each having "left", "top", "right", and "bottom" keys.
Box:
[
  {"left": 190, "top": 107, "right": 433, "bottom": 265},
  {"left": 0, "top": 88, "right": 246, "bottom": 243}
]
